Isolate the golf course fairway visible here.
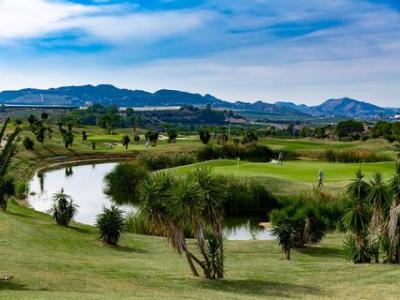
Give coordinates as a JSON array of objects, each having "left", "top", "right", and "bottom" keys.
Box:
[{"left": 169, "top": 160, "right": 396, "bottom": 185}]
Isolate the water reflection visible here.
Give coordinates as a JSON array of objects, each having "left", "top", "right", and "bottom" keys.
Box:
[
  {"left": 223, "top": 217, "right": 274, "bottom": 240},
  {"left": 28, "top": 162, "right": 273, "bottom": 240}
]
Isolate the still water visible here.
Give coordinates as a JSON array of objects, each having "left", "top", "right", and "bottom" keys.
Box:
[{"left": 28, "top": 163, "right": 273, "bottom": 241}]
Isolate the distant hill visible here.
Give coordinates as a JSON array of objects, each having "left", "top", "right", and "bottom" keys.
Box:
[
  {"left": 311, "top": 97, "right": 393, "bottom": 117},
  {"left": 0, "top": 85, "right": 225, "bottom": 107},
  {"left": 0, "top": 85, "right": 396, "bottom": 119}
]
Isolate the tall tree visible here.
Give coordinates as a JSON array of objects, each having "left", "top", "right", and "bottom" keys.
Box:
[
  {"left": 0, "top": 120, "right": 20, "bottom": 211},
  {"left": 388, "top": 162, "right": 400, "bottom": 263}
]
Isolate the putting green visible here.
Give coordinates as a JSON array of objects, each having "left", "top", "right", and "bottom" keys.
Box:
[{"left": 170, "top": 159, "right": 397, "bottom": 185}]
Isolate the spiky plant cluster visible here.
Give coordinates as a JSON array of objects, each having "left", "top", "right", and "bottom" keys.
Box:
[
  {"left": 96, "top": 206, "right": 125, "bottom": 246},
  {"left": 48, "top": 189, "right": 78, "bottom": 226},
  {"left": 138, "top": 168, "right": 226, "bottom": 279},
  {"left": 342, "top": 164, "right": 400, "bottom": 264}
]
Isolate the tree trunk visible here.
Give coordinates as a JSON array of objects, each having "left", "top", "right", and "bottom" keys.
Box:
[
  {"left": 184, "top": 251, "right": 200, "bottom": 277},
  {"left": 194, "top": 223, "right": 211, "bottom": 278},
  {"left": 285, "top": 249, "right": 291, "bottom": 260},
  {"left": 214, "top": 219, "right": 224, "bottom": 279}
]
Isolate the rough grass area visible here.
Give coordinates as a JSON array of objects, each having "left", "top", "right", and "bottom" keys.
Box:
[
  {"left": 1, "top": 201, "right": 400, "bottom": 300},
  {"left": 8, "top": 124, "right": 201, "bottom": 182}
]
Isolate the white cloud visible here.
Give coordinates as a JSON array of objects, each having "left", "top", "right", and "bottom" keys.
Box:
[
  {"left": 0, "top": 0, "right": 94, "bottom": 40},
  {"left": 0, "top": 0, "right": 209, "bottom": 44}
]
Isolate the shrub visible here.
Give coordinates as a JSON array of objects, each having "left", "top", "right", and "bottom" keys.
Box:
[
  {"left": 125, "top": 211, "right": 153, "bottom": 235},
  {"left": 48, "top": 189, "right": 78, "bottom": 226},
  {"left": 96, "top": 206, "right": 125, "bottom": 246},
  {"left": 324, "top": 149, "right": 391, "bottom": 163},
  {"left": 15, "top": 181, "right": 29, "bottom": 199},
  {"left": 138, "top": 152, "right": 197, "bottom": 171},
  {"left": 224, "top": 179, "right": 280, "bottom": 216},
  {"left": 197, "top": 144, "right": 275, "bottom": 162},
  {"left": 199, "top": 128, "right": 211, "bottom": 144},
  {"left": 270, "top": 197, "right": 329, "bottom": 248},
  {"left": 23, "top": 137, "right": 34, "bottom": 150},
  {"left": 343, "top": 234, "right": 371, "bottom": 263},
  {"left": 272, "top": 222, "right": 296, "bottom": 260},
  {"left": 104, "top": 161, "right": 149, "bottom": 205},
  {"left": 0, "top": 177, "right": 15, "bottom": 211}
]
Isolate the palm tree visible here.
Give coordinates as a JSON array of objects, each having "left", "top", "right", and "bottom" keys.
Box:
[
  {"left": 0, "top": 177, "right": 15, "bottom": 211},
  {"left": 388, "top": 162, "right": 400, "bottom": 263},
  {"left": 272, "top": 222, "right": 296, "bottom": 260},
  {"left": 48, "top": 189, "right": 78, "bottom": 226},
  {"left": 368, "top": 172, "right": 390, "bottom": 261},
  {"left": 171, "top": 178, "right": 210, "bottom": 277},
  {"left": 342, "top": 169, "right": 371, "bottom": 263},
  {"left": 138, "top": 172, "right": 202, "bottom": 277},
  {"left": 188, "top": 167, "right": 227, "bottom": 278},
  {"left": 0, "top": 119, "right": 20, "bottom": 212}
]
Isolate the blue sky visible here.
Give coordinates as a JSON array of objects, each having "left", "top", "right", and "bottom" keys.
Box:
[{"left": 0, "top": 0, "right": 399, "bottom": 106}]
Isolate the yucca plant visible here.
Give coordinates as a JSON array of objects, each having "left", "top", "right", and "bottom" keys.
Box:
[
  {"left": 343, "top": 234, "right": 371, "bottom": 264},
  {"left": 342, "top": 170, "right": 371, "bottom": 263},
  {"left": 96, "top": 206, "right": 125, "bottom": 246},
  {"left": 272, "top": 221, "right": 296, "bottom": 260},
  {"left": 204, "top": 234, "right": 223, "bottom": 279},
  {"left": 48, "top": 189, "right": 78, "bottom": 226},
  {"left": 368, "top": 172, "right": 390, "bottom": 233}
]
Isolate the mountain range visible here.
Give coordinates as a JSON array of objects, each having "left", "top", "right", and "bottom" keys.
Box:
[{"left": 0, "top": 84, "right": 398, "bottom": 119}]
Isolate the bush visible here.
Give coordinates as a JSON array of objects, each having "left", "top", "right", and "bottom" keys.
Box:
[
  {"left": 272, "top": 222, "right": 296, "bottom": 260},
  {"left": 224, "top": 179, "right": 280, "bottom": 216},
  {"left": 270, "top": 195, "right": 336, "bottom": 247},
  {"left": 197, "top": 144, "right": 275, "bottom": 162},
  {"left": 324, "top": 149, "right": 391, "bottom": 163},
  {"left": 96, "top": 206, "right": 125, "bottom": 246},
  {"left": 104, "top": 161, "right": 149, "bottom": 205},
  {"left": 343, "top": 234, "right": 371, "bottom": 263},
  {"left": 23, "top": 137, "right": 34, "bottom": 150},
  {"left": 48, "top": 189, "right": 78, "bottom": 226},
  {"left": 138, "top": 152, "right": 197, "bottom": 171},
  {"left": 125, "top": 211, "right": 153, "bottom": 235},
  {"left": 15, "top": 181, "right": 29, "bottom": 199}
]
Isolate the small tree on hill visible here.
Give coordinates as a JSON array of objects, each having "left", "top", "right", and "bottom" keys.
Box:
[
  {"left": 167, "top": 129, "right": 178, "bottom": 143},
  {"left": 199, "top": 128, "right": 211, "bottom": 144},
  {"left": 122, "top": 135, "right": 131, "bottom": 150},
  {"left": 145, "top": 130, "right": 159, "bottom": 146},
  {"left": 23, "top": 137, "right": 34, "bottom": 150},
  {"left": 134, "top": 134, "right": 140, "bottom": 144},
  {"left": 82, "top": 131, "right": 88, "bottom": 144}
]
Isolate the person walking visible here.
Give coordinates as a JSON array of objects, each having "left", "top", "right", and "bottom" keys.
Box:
[
  {"left": 318, "top": 169, "right": 324, "bottom": 187},
  {"left": 278, "top": 151, "right": 283, "bottom": 165}
]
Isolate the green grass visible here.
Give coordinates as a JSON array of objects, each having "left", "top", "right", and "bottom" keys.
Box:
[
  {"left": 9, "top": 124, "right": 201, "bottom": 182},
  {"left": 2, "top": 201, "right": 400, "bottom": 299},
  {"left": 169, "top": 159, "right": 397, "bottom": 187}
]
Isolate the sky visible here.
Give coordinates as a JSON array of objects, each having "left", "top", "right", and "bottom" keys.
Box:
[{"left": 0, "top": 0, "right": 399, "bottom": 106}]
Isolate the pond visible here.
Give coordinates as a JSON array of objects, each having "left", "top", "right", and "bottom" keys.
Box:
[{"left": 28, "top": 162, "right": 274, "bottom": 241}]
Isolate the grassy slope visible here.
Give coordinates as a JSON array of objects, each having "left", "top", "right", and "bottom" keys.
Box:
[{"left": 2, "top": 201, "right": 400, "bottom": 300}]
